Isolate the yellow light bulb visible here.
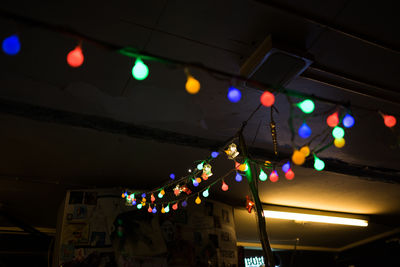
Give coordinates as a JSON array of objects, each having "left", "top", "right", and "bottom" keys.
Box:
[
  {"left": 300, "top": 146, "right": 310, "bottom": 157},
  {"left": 160, "top": 189, "right": 165, "bottom": 195},
  {"left": 334, "top": 138, "right": 345, "bottom": 148},
  {"left": 185, "top": 75, "right": 200, "bottom": 94},
  {"left": 161, "top": 206, "right": 165, "bottom": 213},
  {"left": 238, "top": 164, "right": 247, "bottom": 172},
  {"left": 196, "top": 177, "right": 202, "bottom": 183},
  {"left": 292, "top": 150, "right": 306, "bottom": 165},
  {"left": 195, "top": 196, "right": 201, "bottom": 204}
]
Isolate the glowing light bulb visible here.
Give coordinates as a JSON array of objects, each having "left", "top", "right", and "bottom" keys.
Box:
[
  {"left": 158, "top": 192, "right": 163, "bottom": 198},
  {"left": 164, "top": 205, "right": 170, "bottom": 213},
  {"left": 211, "top": 151, "right": 219, "bottom": 158},
  {"left": 142, "top": 197, "right": 146, "bottom": 203},
  {"left": 196, "top": 177, "right": 202, "bottom": 183},
  {"left": 285, "top": 169, "right": 295, "bottom": 180},
  {"left": 297, "top": 99, "right": 315, "bottom": 114},
  {"left": 160, "top": 189, "right": 165, "bottom": 195},
  {"left": 259, "top": 169, "right": 268, "bottom": 181},
  {"left": 334, "top": 138, "right": 345, "bottom": 148},
  {"left": 227, "top": 86, "right": 242, "bottom": 103},
  {"left": 172, "top": 202, "right": 178, "bottom": 210},
  {"left": 2, "top": 35, "right": 20, "bottom": 55},
  {"left": 132, "top": 58, "right": 149, "bottom": 80},
  {"left": 152, "top": 206, "right": 157, "bottom": 213},
  {"left": 147, "top": 205, "right": 152, "bottom": 213},
  {"left": 300, "top": 146, "right": 310, "bottom": 157},
  {"left": 235, "top": 173, "right": 243, "bottom": 182},
  {"left": 202, "top": 188, "right": 209, "bottom": 198},
  {"left": 141, "top": 193, "right": 146, "bottom": 198},
  {"left": 169, "top": 173, "right": 175, "bottom": 180},
  {"left": 260, "top": 91, "right": 275, "bottom": 107},
  {"left": 314, "top": 155, "right": 325, "bottom": 171},
  {"left": 195, "top": 195, "right": 201, "bottom": 204},
  {"left": 185, "top": 75, "right": 200, "bottom": 94},
  {"left": 221, "top": 181, "right": 229, "bottom": 191},
  {"left": 197, "top": 162, "right": 204, "bottom": 170},
  {"left": 161, "top": 206, "right": 165, "bottom": 213},
  {"left": 151, "top": 194, "right": 155, "bottom": 202},
  {"left": 383, "top": 114, "right": 397, "bottom": 128},
  {"left": 292, "top": 150, "right": 306, "bottom": 165},
  {"left": 238, "top": 164, "right": 246, "bottom": 172},
  {"left": 342, "top": 114, "right": 355, "bottom": 128},
  {"left": 326, "top": 112, "right": 339, "bottom": 127},
  {"left": 298, "top": 122, "right": 312, "bottom": 138},
  {"left": 332, "top": 126, "right": 345, "bottom": 139},
  {"left": 67, "top": 45, "right": 84, "bottom": 67},
  {"left": 269, "top": 171, "right": 279, "bottom": 182},
  {"left": 132, "top": 199, "right": 137, "bottom": 205},
  {"left": 121, "top": 192, "right": 126, "bottom": 198},
  {"left": 182, "top": 200, "right": 188, "bottom": 207},
  {"left": 192, "top": 179, "right": 199, "bottom": 187},
  {"left": 137, "top": 203, "right": 143, "bottom": 209},
  {"left": 282, "top": 162, "right": 290, "bottom": 173}
]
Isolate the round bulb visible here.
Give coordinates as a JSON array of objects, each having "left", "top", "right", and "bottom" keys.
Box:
[
  {"left": 269, "top": 171, "right": 279, "bottom": 182},
  {"left": 67, "top": 46, "right": 84, "bottom": 67},
  {"left": 132, "top": 58, "right": 149, "bottom": 80},
  {"left": 137, "top": 203, "right": 143, "bottom": 209},
  {"left": 221, "top": 181, "right": 229, "bottom": 191},
  {"left": 285, "top": 169, "right": 295, "bottom": 180},
  {"left": 121, "top": 192, "right": 126, "bottom": 198},
  {"left": 164, "top": 205, "right": 170, "bottom": 213},
  {"left": 282, "top": 162, "right": 290, "bottom": 173},
  {"left": 211, "top": 151, "right": 219, "bottom": 158},
  {"left": 2, "top": 35, "right": 20, "bottom": 55},
  {"left": 292, "top": 150, "right": 306, "bottom": 165},
  {"left": 132, "top": 199, "right": 137, "bottom": 205},
  {"left": 193, "top": 179, "right": 199, "bottom": 187},
  {"left": 160, "top": 189, "right": 165, "bottom": 195},
  {"left": 172, "top": 203, "right": 178, "bottom": 210},
  {"left": 260, "top": 91, "right": 275, "bottom": 107},
  {"left": 238, "top": 164, "right": 247, "bottom": 172},
  {"left": 235, "top": 173, "right": 243, "bottom": 182},
  {"left": 332, "top": 126, "right": 345, "bottom": 139},
  {"left": 152, "top": 207, "right": 157, "bottom": 213},
  {"left": 197, "top": 162, "right": 204, "bottom": 170},
  {"left": 314, "top": 156, "right": 325, "bottom": 171},
  {"left": 298, "top": 122, "right": 312, "bottom": 138},
  {"left": 141, "top": 193, "right": 146, "bottom": 198},
  {"left": 151, "top": 194, "right": 155, "bottom": 202},
  {"left": 326, "top": 112, "right": 339, "bottom": 127},
  {"left": 182, "top": 200, "right": 188, "bottom": 207},
  {"left": 300, "top": 146, "right": 310, "bottom": 157},
  {"left": 227, "top": 86, "right": 242, "bottom": 103},
  {"left": 185, "top": 75, "right": 200, "bottom": 94},
  {"left": 297, "top": 99, "right": 315, "bottom": 114},
  {"left": 259, "top": 170, "right": 268, "bottom": 181},
  {"left": 161, "top": 207, "right": 165, "bottom": 213},
  {"left": 383, "top": 115, "right": 396, "bottom": 128},
  {"left": 342, "top": 114, "right": 355, "bottom": 128},
  {"left": 169, "top": 173, "right": 175, "bottom": 180},
  {"left": 158, "top": 192, "right": 163, "bottom": 199},
  {"left": 202, "top": 189, "right": 209, "bottom": 198},
  {"left": 195, "top": 196, "right": 201, "bottom": 204},
  {"left": 334, "top": 138, "right": 345, "bottom": 148},
  {"left": 147, "top": 206, "right": 152, "bottom": 213},
  {"left": 196, "top": 177, "right": 202, "bottom": 183}
]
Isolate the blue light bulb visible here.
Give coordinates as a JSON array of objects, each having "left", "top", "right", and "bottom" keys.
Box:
[
  {"left": 2, "top": 35, "right": 21, "bottom": 55},
  {"left": 282, "top": 162, "right": 290, "bottom": 173},
  {"left": 211, "top": 151, "right": 219, "bottom": 158},
  {"left": 152, "top": 207, "right": 157, "bottom": 213},
  {"left": 141, "top": 193, "right": 146, "bottom": 198},
  {"left": 169, "top": 173, "right": 175, "bottom": 180},
  {"left": 298, "top": 123, "right": 312, "bottom": 138},
  {"left": 182, "top": 200, "right": 188, "bottom": 207},
  {"left": 227, "top": 86, "right": 242, "bottom": 103},
  {"left": 342, "top": 114, "right": 355, "bottom": 128},
  {"left": 193, "top": 179, "right": 199, "bottom": 187},
  {"left": 235, "top": 173, "right": 242, "bottom": 182}
]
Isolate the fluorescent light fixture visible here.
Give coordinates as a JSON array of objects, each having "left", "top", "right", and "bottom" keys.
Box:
[{"left": 263, "top": 210, "right": 368, "bottom": 227}]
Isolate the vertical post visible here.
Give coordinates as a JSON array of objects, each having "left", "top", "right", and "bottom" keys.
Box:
[{"left": 239, "top": 132, "right": 275, "bottom": 267}]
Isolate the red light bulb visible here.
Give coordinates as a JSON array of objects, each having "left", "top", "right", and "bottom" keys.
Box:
[
  {"left": 326, "top": 112, "right": 339, "bottom": 127},
  {"left": 67, "top": 45, "right": 84, "bottom": 67},
  {"left": 172, "top": 203, "right": 178, "bottom": 210},
  {"left": 235, "top": 161, "right": 241, "bottom": 170},
  {"left": 221, "top": 181, "right": 229, "bottom": 191},
  {"left": 260, "top": 91, "right": 275, "bottom": 107},
  {"left": 285, "top": 169, "right": 295, "bottom": 180},
  {"left": 269, "top": 171, "right": 279, "bottom": 182},
  {"left": 383, "top": 115, "right": 397, "bottom": 128},
  {"left": 151, "top": 194, "right": 155, "bottom": 203},
  {"left": 147, "top": 205, "right": 152, "bottom": 213}
]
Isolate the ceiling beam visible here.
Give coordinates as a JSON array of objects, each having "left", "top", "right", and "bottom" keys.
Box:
[{"left": 0, "top": 97, "right": 398, "bottom": 183}]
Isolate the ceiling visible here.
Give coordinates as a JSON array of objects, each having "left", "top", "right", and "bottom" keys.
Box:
[{"left": 0, "top": 0, "right": 399, "bottom": 251}]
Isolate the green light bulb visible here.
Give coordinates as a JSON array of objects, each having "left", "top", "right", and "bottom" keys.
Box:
[
  {"left": 197, "top": 162, "right": 204, "bottom": 170},
  {"left": 164, "top": 205, "right": 170, "bottom": 213},
  {"left": 202, "top": 189, "right": 209, "bottom": 198},
  {"left": 259, "top": 169, "right": 268, "bottom": 181},
  {"left": 314, "top": 155, "right": 325, "bottom": 171},
  {"left": 297, "top": 99, "right": 315, "bottom": 114},
  {"left": 137, "top": 203, "right": 143, "bottom": 209},
  {"left": 332, "top": 126, "right": 345, "bottom": 139},
  {"left": 132, "top": 58, "right": 149, "bottom": 80},
  {"left": 158, "top": 192, "right": 163, "bottom": 199}
]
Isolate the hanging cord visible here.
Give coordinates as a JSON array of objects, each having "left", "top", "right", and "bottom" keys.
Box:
[
  {"left": 270, "top": 106, "right": 278, "bottom": 157},
  {"left": 289, "top": 237, "right": 300, "bottom": 267}
]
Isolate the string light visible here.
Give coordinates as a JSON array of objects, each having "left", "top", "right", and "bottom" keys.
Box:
[
  {"left": 260, "top": 91, "right": 275, "bottom": 107},
  {"left": 211, "top": 151, "right": 219, "bottom": 158},
  {"left": 202, "top": 188, "right": 209, "bottom": 197},
  {"left": 2, "top": 34, "right": 21, "bottom": 55},
  {"left": 383, "top": 114, "right": 397, "bottom": 128},
  {"left": 334, "top": 138, "right": 345, "bottom": 148},
  {"left": 292, "top": 150, "right": 306, "bottom": 165},
  {"left": 137, "top": 203, "right": 143, "bottom": 209},
  {"left": 66, "top": 45, "right": 84, "bottom": 67},
  {"left": 342, "top": 114, "right": 355, "bottom": 128},
  {"left": 285, "top": 169, "right": 295, "bottom": 180},
  {"left": 161, "top": 206, "right": 165, "bottom": 213},
  {"left": 169, "top": 173, "right": 175, "bottom": 180},
  {"left": 158, "top": 191, "right": 164, "bottom": 198},
  {"left": 147, "top": 205, "right": 152, "bottom": 213},
  {"left": 195, "top": 195, "right": 202, "bottom": 204},
  {"left": 282, "top": 162, "right": 290, "bottom": 173},
  {"left": 269, "top": 171, "right": 279, "bottom": 182},
  {"left": 326, "top": 112, "right": 339, "bottom": 127},
  {"left": 132, "top": 58, "right": 149, "bottom": 80},
  {"left": 182, "top": 199, "right": 188, "bottom": 207},
  {"left": 227, "top": 86, "right": 242, "bottom": 103},
  {"left": 221, "top": 180, "right": 229, "bottom": 191},
  {"left": 314, "top": 154, "right": 325, "bottom": 171},
  {"left": 298, "top": 122, "right": 312, "bottom": 138},
  {"left": 332, "top": 126, "right": 345, "bottom": 139},
  {"left": 196, "top": 177, "right": 202, "bottom": 183},
  {"left": 172, "top": 202, "right": 178, "bottom": 210},
  {"left": 185, "top": 69, "right": 200, "bottom": 94},
  {"left": 259, "top": 169, "right": 268, "bottom": 181},
  {"left": 164, "top": 204, "right": 170, "bottom": 213},
  {"left": 235, "top": 173, "right": 243, "bottom": 182},
  {"left": 297, "top": 99, "right": 315, "bottom": 114},
  {"left": 152, "top": 206, "right": 157, "bottom": 213},
  {"left": 150, "top": 194, "right": 155, "bottom": 202},
  {"left": 197, "top": 162, "right": 204, "bottom": 170},
  {"left": 192, "top": 179, "right": 199, "bottom": 187},
  {"left": 141, "top": 193, "right": 146, "bottom": 198},
  {"left": 300, "top": 146, "right": 310, "bottom": 157}
]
